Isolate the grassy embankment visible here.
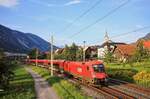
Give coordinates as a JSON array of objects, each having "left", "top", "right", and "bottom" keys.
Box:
[
  {"left": 105, "top": 60, "right": 150, "bottom": 88},
  {"left": 30, "top": 65, "right": 91, "bottom": 99},
  {"left": 0, "top": 65, "right": 35, "bottom": 99}
]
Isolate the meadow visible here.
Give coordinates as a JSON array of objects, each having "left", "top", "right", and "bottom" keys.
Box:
[
  {"left": 105, "top": 60, "right": 150, "bottom": 88},
  {"left": 0, "top": 65, "right": 35, "bottom": 99}
]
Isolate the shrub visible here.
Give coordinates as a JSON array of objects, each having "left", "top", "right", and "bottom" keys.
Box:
[
  {"left": 0, "top": 60, "right": 14, "bottom": 89},
  {"left": 106, "top": 68, "right": 137, "bottom": 82},
  {"left": 133, "top": 71, "right": 150, "bottom": 88}
]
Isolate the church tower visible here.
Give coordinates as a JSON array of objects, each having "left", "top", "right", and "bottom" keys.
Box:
[{"left": 104, "top": 30, "right": 111, "bottom": 43}]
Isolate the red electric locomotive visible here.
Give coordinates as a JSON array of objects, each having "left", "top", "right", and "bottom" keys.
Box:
[{"left": 28, "top": 59, "right": 108, "bottom": 85}]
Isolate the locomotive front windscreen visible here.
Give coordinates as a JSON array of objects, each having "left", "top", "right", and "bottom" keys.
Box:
[{"left": 93, "top": 64, "right": 105, "bottom": 72}]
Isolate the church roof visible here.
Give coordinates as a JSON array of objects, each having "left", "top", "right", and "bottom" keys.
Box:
[{"left": 104, "top": 31, "right": 112, "bottom": 43}]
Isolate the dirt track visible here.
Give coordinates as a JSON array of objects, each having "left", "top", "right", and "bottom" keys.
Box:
[{"left": 25, "top": 67, "right": 59, "bottom": 99}]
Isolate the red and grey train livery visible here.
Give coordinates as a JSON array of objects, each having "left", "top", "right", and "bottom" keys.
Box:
[{"left": 28, "top": 59, "right": 109, "bottom": 85}]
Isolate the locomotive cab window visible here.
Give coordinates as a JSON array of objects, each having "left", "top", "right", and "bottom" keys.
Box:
[
  {"left": 93, "top": 64, "right": 105, "bottom": 72},
  {"left": 87, "top": 66, "right": 89, "bottom": 71}
]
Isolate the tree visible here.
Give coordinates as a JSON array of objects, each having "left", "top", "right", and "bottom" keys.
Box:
[
  {"left": 0, "top": 61, "right": 14, "bottom": 89},
  {"left": 28, "top": 48, "right": 39, "bottom": 59},
  {"left": 54, "top": 43, "right": 82, "bottom": 61},
  {"left": 69, "top": 43, "right": 78, "bottom": 61},
  {"left": 103, "top": 50, "right": 114, "bottom": 63},
  {"left": 134, "top": 41, "right": 149, "bottom": 62},
  {"left": 0, "top": 50, "right": 14, "bottom": 89},
  {"left": 0, "top": 48, "right": 4, "bottom": 59},
  {"left": 76, "top": 48, "right": 83, "bottom": 61}
]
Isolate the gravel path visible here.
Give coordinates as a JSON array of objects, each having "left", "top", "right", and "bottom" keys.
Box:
[{"left": 25, "top": 67, "right": 59, "bottom": 99}]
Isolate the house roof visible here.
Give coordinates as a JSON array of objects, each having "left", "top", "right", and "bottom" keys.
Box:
[
  {"left": 100, "top": 42, "right": 126, "bottom": 48},
  {"left": 143, "top": 40, "right": 150, "bottom": 49},
  {"left": 115, "top": 44, "right": 136, "bottom": 56},
  {"left": 55, "top": 48, "right": 64, "bottom": 54}
]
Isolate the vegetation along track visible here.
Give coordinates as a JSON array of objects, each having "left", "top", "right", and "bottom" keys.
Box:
[
  {"left": 31, "top": 65, "right": 149, "bottom": 99},
  {"left": 110, "top": 78, "right": 150, "bottom": 99}
]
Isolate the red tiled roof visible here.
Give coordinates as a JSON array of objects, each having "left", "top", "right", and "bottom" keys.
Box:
[
  {"left": 143, "top": 40, "right": 150, "bottom": 49},
  {"left": 115, "top": 44, "right": 136, "bottom": 56}
]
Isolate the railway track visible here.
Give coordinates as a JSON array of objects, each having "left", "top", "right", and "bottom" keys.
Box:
[
  {"left": 101, "top": 87, "right": 135, "bottom": 99},
  {"left": 72, "top": 78, "right": 136, "bottom": 99},
  {"left": 110, "top": 78, "right": 150, "bottom": 96},
  {"left": 32, "top": 65, "right": 149, "bottom": 99}
]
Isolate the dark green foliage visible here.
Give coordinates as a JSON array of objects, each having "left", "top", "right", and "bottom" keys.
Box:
[
  {"left": 133, "top": 41, "right": 149, "bottom": 62},
  {"left": 104, "top": 50, "right": 114, "bottom": 63},
  {"left": 38, "top": 53, "right": 47, "bottom": 59},
  {"left": 76, "top": 48, "right": 83, "bottom": 61},
  {"left": 0, "top": 48, "right": 4, "bottom": 60},
  {"left": 54, "top": 43, "right": 83, "bottom": 61},
  {"left": 106, "top": 68, "right": 137, "bottom": 82},
  {"left": 0, "top": 61, "right": 14, "bottom": 89},
  {"left": 28, "top": 48, "right": 39, "bottom": 59},
  {"left": 0, "top": 65, "right": 35, "bottom": 99},
  {"left": 0, "top": 50, "right": 14, "bottom": 89}
]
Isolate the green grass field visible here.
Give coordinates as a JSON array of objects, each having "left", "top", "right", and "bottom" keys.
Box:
[
  {"left": 0, "top": 65, "right": 35, "bottom": 99},
  {"left": 105, "top": 60, "right": 150, "bottom": 88},
  {"left": 30, "top": 66, "right": 91, "bottom": 99}
]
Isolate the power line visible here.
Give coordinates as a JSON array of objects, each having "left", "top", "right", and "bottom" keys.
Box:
[
  {"left": 111, "top": 26, "right": 150, "bottom": 39},
  {"left": 90, "top": 26, "right": 150, "bottom": 45},
  {"left": 67, "top": 0, "right": 130, "bottom": 39},
  {"left": 62, "top": 0, "right": 103, "bottom": 32}
]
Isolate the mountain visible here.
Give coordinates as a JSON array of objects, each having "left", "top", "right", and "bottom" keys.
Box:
[
  {"left": 135, "top": 32, "right": 150, "bottom": 43},
  {"left": 0, "top": 24, "right": 58, "bottom": 53},
  {"left": 141, "top": 33, "right": 150, "bottom": 40}
]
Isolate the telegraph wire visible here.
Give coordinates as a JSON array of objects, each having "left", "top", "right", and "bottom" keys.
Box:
[
  {"left": 90, "top": 25, "right": 150, "bottom": 45},
  {"left": 111, "top": 26, "right": 150, "bottom": 39},
  {"left": 67, "top": 0, "right": 130, "bottom": 39},
  {"left": 62, "top": 0, "right": 103, "bottom": 32}
]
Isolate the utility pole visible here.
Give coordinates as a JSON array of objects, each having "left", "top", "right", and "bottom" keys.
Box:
[
  {"left": 50, "top": 35, "right": 54, "bottom": 76},
  {"left": 35, "top": 48, "right": 38, "bottom": 67},
  {"left": 83, "top": 41, "right": 86, "bottom": 62}
]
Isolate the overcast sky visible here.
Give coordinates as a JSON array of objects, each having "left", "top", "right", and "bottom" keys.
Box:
[{"left": 0, "top": 0, "right": 150, "bottom": 46}]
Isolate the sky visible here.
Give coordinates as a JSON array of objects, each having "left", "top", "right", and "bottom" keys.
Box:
[{"left": 0, "top": 0, "right": 150, "bottom": 47}]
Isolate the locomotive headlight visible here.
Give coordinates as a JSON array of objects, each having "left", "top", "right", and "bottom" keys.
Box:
[
  {"left": 92, "top": 74, "right": 96, "bottom": 78},
  {"left": 105, "top": 78, "right": 109, "bottom": 82},
  {"left": 105, "top": 78, "right": 108, "bottom": 82}
]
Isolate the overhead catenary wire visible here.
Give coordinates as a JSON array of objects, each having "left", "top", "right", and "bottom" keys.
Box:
[
  {"left": 62, "top": 0, "right": 103, "bottom": 32},
  {"left": 55, "top": 25, "right": 150, "bottom": 47},
  {"left": 89, "top": 26, "right": 150, "bottom": 45},
  {"left": 67, "top": 0, "right": 130, "bottom": 39},
  {"left": 111, "top": 26, "right": 150, "bottom": 39}
]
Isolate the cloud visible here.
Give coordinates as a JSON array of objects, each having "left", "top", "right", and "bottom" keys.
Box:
[
  {"left": 64, "top": 0, "right": 82, "bottom": 6},
  {"left": 29, "top": 0, "right": 82, "bottom": 7},
  {"left": 0, "top": 0, "right": 19, "bottom": 8}
]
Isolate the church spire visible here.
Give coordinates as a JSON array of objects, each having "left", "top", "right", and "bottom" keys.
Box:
[{"left": 104, "top": 30, "right": 110, "bottom": 42}]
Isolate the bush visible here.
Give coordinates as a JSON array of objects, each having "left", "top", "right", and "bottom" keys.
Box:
[
  {"left": 0, "top": 60, "right": 14, "bottom": 89},
  {"left": 106, "top": 68, "right": 137, "bottom": 82},
  {"left": 133, "top": 71, "right": 150, "bottom": 88}
]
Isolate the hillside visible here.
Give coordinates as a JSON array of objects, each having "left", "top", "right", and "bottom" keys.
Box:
[
  {"left": 0, "top": 24, "right": 58, "bottom": 53},
  {"left": 141, "top": 33, "right": 150, "bottom": 40}
]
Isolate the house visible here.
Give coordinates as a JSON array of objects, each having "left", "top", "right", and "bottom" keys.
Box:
[
  {"left": 113, "top": 44, "right": 136, "bottom": 62},
  {"left": 4, "top": 52, "right": 28, "bottom": 60},
  {"left": 97, "top": 32, "right": 126, "bottom": 59},
  {"left": 143, "top": 40, "right": 150, "bottom": 51},
  {"left": 55, "top": 48, "right": 65, "bottom": 54},
  {"left": 84, "top": 46, "right": 99, "bottom": 59}
]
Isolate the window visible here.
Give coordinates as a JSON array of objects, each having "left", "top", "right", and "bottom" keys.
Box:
[
  {"left": 87, "top": 66, "right": 89, "bottom": 71},
  {"left": 93, "top": 64, "right": 105, "bottom": 72}
]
